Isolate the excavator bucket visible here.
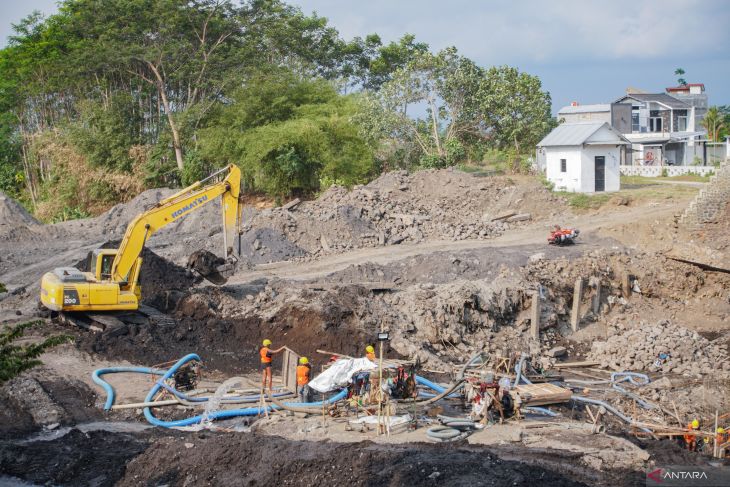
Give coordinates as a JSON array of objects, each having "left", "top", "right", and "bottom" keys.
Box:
[{"left": 187, "top": 250, "right": 234, "bottom": 285}]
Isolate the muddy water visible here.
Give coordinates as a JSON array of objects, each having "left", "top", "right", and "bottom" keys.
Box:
[{"left": 15, "top": 421, "right": 152, "bottom": 444}]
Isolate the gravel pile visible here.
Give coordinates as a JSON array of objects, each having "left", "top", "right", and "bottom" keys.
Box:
[
  {"left": 242, "top": 169, "right": 561, "bottom": 260},
  {"left": 589, "top": 320, "right": 730, "bottom": 376}
]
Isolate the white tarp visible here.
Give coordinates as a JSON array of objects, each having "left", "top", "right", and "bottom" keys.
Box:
[{"left": 308, "top": 358, "right": 376, "bottom": 393}]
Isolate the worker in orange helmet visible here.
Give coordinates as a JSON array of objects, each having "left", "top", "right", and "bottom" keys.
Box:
[
  {"left": 684, "top": 419, "right": 700, "bottom": 451},
  {"left": 365, "top": 345, "right": 376, "bottom": 362},
  {"left": 296, "top": 356, "right": 312, "bottom": 403},
  {"left": 260, "top": 339, "right": 285, "bottom": 391}
]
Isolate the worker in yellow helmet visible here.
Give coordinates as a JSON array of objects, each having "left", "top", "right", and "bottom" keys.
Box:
[
  {"left": 365, "top": 345, "right": 376, "bottom": 362},
  {"left": 260, "top": 339, "right": 284, "bottom": 391},
  {"left": 717, "top": 427, "right": 728, "bottom": 458},
  {"left": 297, "top": 356, "right": 312, "bottom": 402},
  {"left": 684, "top": 419, "right": 700, "bottom": 451}
]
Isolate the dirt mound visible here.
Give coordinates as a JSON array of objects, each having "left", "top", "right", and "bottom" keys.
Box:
[
  {"left": 239, "top": 169, "right": 565, "bottom": 262},
  {"left": 0, "top": 192, "right": 38, "bottom": 226},
  {"left": 119, "top": 433, "right": 588, "bottom": 487},
  {"left": 91, "top": 188, "right": 173, "bottom": 237},
  {"left": 0, "top": 429, "right": 150, "bottom": 486},
  {"left": 0, "top": 375, "right": 101, "bottom": 439},
  {"left": 240, "top": 227, "right": 307, "bottom": 264}
]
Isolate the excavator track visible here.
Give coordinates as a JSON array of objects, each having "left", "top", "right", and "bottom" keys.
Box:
[{"left": 57, "top": 305, "right": 177, "bottom": 332}]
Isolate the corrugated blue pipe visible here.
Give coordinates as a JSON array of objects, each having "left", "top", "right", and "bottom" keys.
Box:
[
  {"left": 141, "top": 353, "right": 347, "bottom": 428},
  {"left": 92, "top": 366, "right": 166, "bottom": 410}
]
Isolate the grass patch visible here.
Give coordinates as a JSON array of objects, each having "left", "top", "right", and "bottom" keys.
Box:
[
  {"left": 666, "top": 173, "right": 712, "bottom": 182},
  {"left": 553, "top": 184, "right": 699, "bottom": 211}
]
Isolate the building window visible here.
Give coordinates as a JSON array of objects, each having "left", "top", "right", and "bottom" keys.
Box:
[
  {"left": 677, "top": 116, "right": 687, "bottom": 132},
  {"left": 631, "top": 111, "right": 640, "bottom": 132},
  {"left": 649, "top": 117, "right": 663, "bottom": 133},
  {"left": 560, "top": 159, "right": 567, "bottom": 172}
]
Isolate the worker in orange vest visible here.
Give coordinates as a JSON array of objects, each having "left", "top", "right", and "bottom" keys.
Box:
[
  {"left": 717, "top": 427, "right": 728, "bottom": 457},
  {"left": 684, "top": 419, "right": 700, "bottom": 451},
  {"left": 260, "top": 339, "right": 285, "bottom": 391},
  {"left": 365, "top": 345, "right": 376, "bottom": 362},
  {"left": 297, "top": 356, "right": 312, "bottom": 403}
]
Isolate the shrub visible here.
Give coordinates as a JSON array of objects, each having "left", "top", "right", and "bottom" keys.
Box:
[{"left": 0, "top": 320, "right": 72, "bottom": 384}]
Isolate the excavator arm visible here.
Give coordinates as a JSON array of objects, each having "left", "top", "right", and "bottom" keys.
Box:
[{"left": 111, "top": 164, "right": 242, "bottom": 283}]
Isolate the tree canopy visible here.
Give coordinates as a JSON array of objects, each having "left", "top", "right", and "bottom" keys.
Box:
[{"left": 0, "top": 0, "right": 556, "bottom": 218}]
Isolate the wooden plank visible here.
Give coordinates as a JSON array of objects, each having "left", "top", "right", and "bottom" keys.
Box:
[
  {"left": 281, "top": 198, "right": 301, "bottom": 211},
  {"left": 666, "top": 255, "right": 730, "bottom": 274},
  {"left": 511, "top": 383, "right": 572, "bottom": 406}
]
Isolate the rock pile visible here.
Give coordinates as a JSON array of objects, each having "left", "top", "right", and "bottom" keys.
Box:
[
  {"left": 589, "top": 320, "right": 730, "bottom": 376},
  {"left": 241, "top": 169, "right": 562, "bottom": 261}
]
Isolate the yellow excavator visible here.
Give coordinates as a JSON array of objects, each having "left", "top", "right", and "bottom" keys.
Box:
[{"left": 40, "top": 164, "right": 243, "bottom": 314}]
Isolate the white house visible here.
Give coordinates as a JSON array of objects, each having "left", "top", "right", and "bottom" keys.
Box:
[{"left": 537, "top": 122, "right": 630, "bottom": 193}]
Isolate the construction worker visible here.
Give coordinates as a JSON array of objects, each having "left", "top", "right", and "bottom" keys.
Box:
[
  {"left": 297, "top": 356, "right": 312, "bottom": 403},
  {"left": 684, "top": 419, "right": 700, "bottom": 451},
  {"left": 717, "top": 427, "right": 727, "bottom": 457},
  {"left": 365, "top": 345, "right": 376, "bottom": 362},
  {"left": 260, "top": 339, "right": 284, "bottom": 391}
]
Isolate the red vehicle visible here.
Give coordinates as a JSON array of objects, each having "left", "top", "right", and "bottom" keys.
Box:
[{"left": 548, "top": 226, "right": 580, "bottom": 245}]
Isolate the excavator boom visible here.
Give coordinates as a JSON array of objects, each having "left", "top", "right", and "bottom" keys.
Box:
[{"left": 40, "top": 165, "right": 242, "bottom": 313}]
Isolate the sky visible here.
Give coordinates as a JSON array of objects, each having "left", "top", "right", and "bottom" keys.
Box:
[{"left": 2, "top": 0, "right": 729, "bottom": 113}]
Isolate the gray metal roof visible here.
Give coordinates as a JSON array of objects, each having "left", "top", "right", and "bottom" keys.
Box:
[
  {"left": 616, "top": 93, "right": 689, "bottom": 109},
  {"left": 558, "top": 103, "right": 610, "bottom": 114},
  {"left": 538, "top": 122, "right": 601, "bottom": 146}
]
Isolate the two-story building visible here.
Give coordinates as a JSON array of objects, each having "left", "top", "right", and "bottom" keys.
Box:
[
  {"left": 556, "top": 90, "right": 707, "bottom": 166},
  {"left": 613, "top": 93, "right": 703, "bottom": 166}
]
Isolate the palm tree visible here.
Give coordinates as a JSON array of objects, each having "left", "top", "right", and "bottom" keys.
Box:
[{"left": 702, "top": 107, "right": 725, "bottom": 141}]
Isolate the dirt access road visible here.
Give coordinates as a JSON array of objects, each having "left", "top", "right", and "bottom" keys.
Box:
[{"left": 232, "top": 201, "right": 678, "bottom": 282}]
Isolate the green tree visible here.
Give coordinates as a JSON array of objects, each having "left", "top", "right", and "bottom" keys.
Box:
[
  {"left": 674, "top": 67, "right": 687, "bottom": 86},
  {"left": 199, "top": 70, "right": 374, "bottom": 196},
  {"left": 356, "top": 33, "right": 429, "bottom": 90},
  {"left": 357, "top": 48, "right": 482, "bottom": 169},
  {"left": 702, "top": 107, "right": 725, "bottom": 142},
  {"left": 0, "top": 320, "right": 71, "bottom": 384},
  {"left": 478, "top": 65, "right": 554, "bottom": 154}
]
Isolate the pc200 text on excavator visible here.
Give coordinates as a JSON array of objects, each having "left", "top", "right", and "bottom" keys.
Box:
[{"left": 40, "top": 164, "right": 243, "bottom": 314}]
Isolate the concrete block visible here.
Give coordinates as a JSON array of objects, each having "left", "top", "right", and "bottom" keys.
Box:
[
  {"left": 570, "top": 278, "right": 583, "bottom": 332},
  {"left": 530, "top": 293, "right": 541, "bottom": 340},
  {"left": 547, "top": 346, "right": 567, "bottom": 358}
]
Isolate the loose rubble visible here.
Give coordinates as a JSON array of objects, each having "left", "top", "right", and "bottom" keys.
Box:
[{"left": 589, "top": 320, "right": 730, "bottom": 376}]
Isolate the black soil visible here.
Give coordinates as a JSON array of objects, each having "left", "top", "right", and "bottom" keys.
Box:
[
  {"left": 77, "top": 283, "right": 378, "bottom": 374},
  {"left": 118, "top": 433, "right": 590, "bottom": 487},
  {"left": 76, "top": 240, "right": 199, "bottom": 310},
  {"left": 0, "top": 429, "right": 151, "bottom": 486}
]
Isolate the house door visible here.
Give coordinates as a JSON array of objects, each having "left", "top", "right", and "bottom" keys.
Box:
[{"left": 595, "top": 156, "right": 605, "bottom": 192}]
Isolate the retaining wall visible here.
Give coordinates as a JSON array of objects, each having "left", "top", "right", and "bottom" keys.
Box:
[
  {"left": 680, "top": 160, "right": 730, "bottom": 228},
  {"left": 620, "top": 165, "right": 716, "bottom": 177}
]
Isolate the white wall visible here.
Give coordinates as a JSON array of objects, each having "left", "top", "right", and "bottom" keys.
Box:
[
  {"left": 581, "top": 145, "right": 620, "bottom": 192},
  {"left": 545, "top": 147, "right": 583, "bottom": 192},
  {"left": 545, "top": 145, "right": 620, "bottom": 193},
  {"left": 560, "top": 112, "right": 611, "bottom": 124}
]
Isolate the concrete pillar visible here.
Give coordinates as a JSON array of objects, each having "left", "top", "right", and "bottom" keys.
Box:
[
  {"left": 570, "top": 278, "right": 583, "bottom": 332},
  {"left": 621, "top": 273, "right": 632, "bottom": 300},
  {"left": 589, "top": 277, "right": 602, "bottom": 315},
  {"left": 530, "top": 293, "right": 541, "bottom": 340}
]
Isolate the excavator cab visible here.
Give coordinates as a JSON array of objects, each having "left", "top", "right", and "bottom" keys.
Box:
[{"left": 91, "top": 249, "right": 117, "bottom": 281}]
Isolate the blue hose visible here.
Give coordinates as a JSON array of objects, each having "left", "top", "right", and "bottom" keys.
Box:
[
  {"left": 610, "top": 372, "right": 655, "bottom": 410},
  {"left": 134, "top": 354, "right": 347, "bottom": 428},
  {"left": 524, "top": 406, "right": 559, "bottom": 417},
  {"left": 415, "top": 376, "right": 446, "bottom": 393},
  {"left": 92, "top": 366, "right": 166, "bottom": 410}
]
